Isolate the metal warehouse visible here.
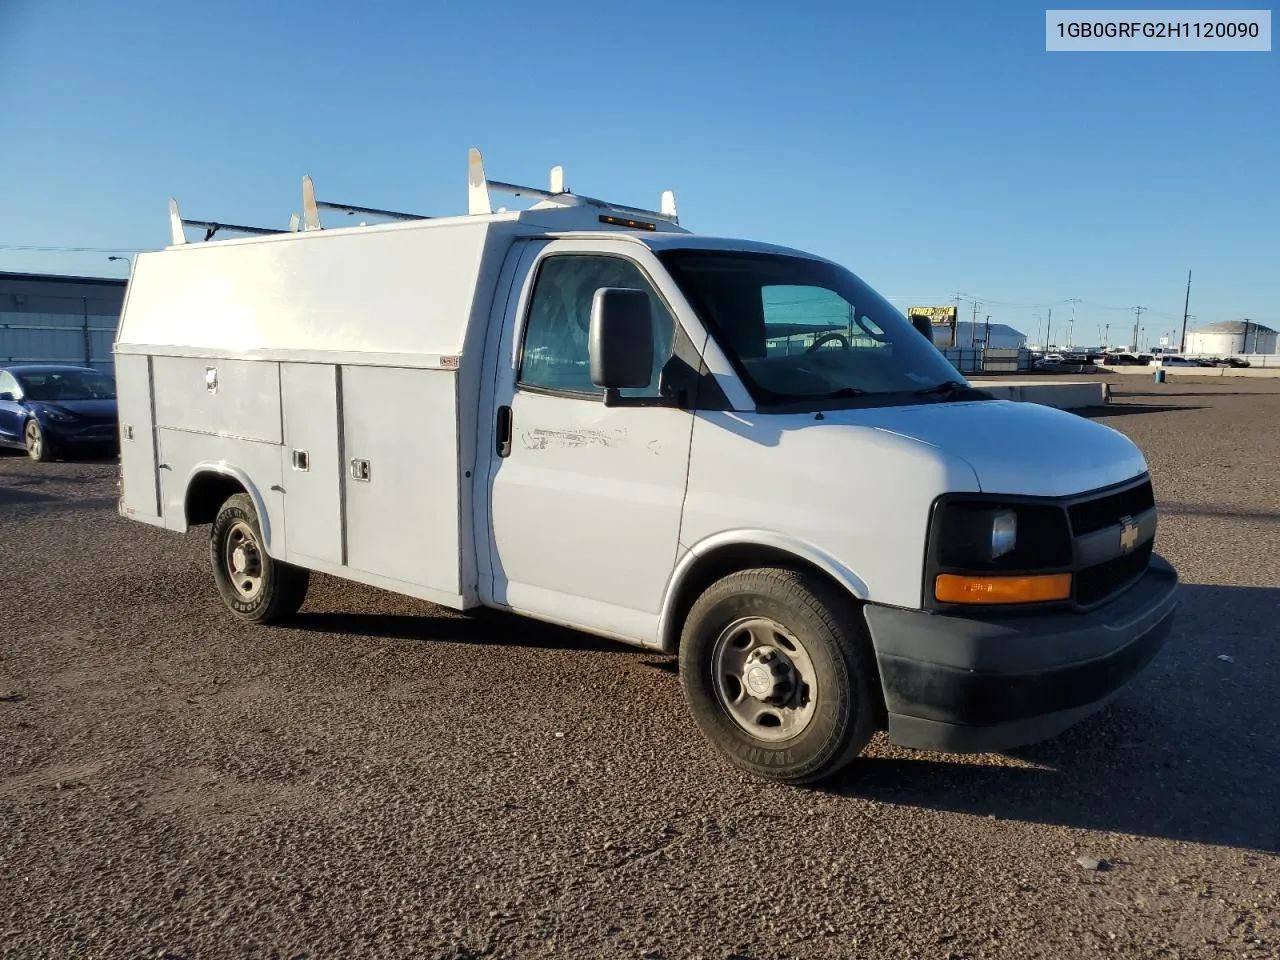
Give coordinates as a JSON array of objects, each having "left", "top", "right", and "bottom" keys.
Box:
[{"left": 0, "top": 270, "right": 125, "bottom": 376}]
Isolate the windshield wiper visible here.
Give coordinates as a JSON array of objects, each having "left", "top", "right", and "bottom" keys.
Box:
[
  {"left": 822, "top": 387, "right": 869, "bottom": 399},
  {"left": 913, "top": 379, "right": 968, "bottom": 396}
]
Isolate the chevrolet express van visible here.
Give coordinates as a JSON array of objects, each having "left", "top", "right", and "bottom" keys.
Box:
[{"left": 113, "top": 149, "right": 1178, "bottom": 783}]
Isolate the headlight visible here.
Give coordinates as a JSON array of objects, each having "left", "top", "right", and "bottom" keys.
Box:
[
  {"left": 42, "top": 407, "right": 79, "bottom": 423},
  {"left": 990, "top": 509, "right": 1017, "bottom": 559},
  {"left": 931, "top": 499, "right": 1070, "bottom": 576},
  {"left": 927, "top": 498, "right": 1074, "bottom": 606}
]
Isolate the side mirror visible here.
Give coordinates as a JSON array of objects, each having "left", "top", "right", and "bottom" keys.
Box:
[
  {"left": 0, "top": 392, "right": 16, "bottom": 403},
  {"left": 589, "top": 287, "right": 654, "bottom": 394},
  {"left": 910, "top": 315, "right": 935, "bottom": 343}
]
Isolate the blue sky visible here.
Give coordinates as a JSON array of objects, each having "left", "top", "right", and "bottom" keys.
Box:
[{"left": 1, "top": 0, "right": 1275, "bottom": 346}]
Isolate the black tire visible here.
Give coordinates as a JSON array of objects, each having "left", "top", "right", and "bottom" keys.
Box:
[
  {"left": 24, "top": 419, "right": 53, "bottom": 462},
  {"left": 210, "top": 492, "right": 310, "bottom": 624},
  {"left": 678, "top": 566, "right": 881, "bottom": 785}
]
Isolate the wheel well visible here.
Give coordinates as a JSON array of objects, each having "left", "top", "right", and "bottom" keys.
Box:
[
  {"left": 661, "top": 543, "right": 864, "bottom": 654},
  {"left": 185, "top": 472, "right": 246, "bottom": 526}
]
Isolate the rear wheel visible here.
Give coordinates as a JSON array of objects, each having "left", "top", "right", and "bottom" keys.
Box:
[
  {"left": 678, "top": 566, "right": 880, "bottom": 785},
  {"left": 24, "top": 420, "right": 52, "bottom": 462},
  {"left": 210, "top": 492, "right": 310, "bottom": 623}
]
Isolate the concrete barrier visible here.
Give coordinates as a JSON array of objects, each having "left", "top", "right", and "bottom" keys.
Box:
[
  {"left": 1101, "top": 364, "right": 1280, "bottom": 378},
  {"left": 969, "top": 379, "right": 1110, "bottom": 410}
]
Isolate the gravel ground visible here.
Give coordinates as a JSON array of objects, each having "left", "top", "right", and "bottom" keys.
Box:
[{"left": 2, "top": 376, "right": 1277, "bottom": 960}]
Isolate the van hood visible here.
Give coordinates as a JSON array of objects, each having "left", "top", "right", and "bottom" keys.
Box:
[
  {"left": 33, "top": 398, "right": 118, "bottom": 421},
  {"left": 822, "top": 398, "right": 1147, "bottom": 497}
]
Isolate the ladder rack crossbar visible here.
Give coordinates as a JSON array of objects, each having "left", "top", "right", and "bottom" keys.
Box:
[{"left": 315, "top": 201, "right": 431, "bottom": 221}]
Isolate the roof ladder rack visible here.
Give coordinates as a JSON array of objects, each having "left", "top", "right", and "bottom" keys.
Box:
[
  {"left": 466, "top": 147, "right": 678, "bottom": 224},
  {"left": 168, "top": 199, "right": 284, "bottom": 245},
  {"left": 300, "top": 175, "right": 431, "bottom": 231}
]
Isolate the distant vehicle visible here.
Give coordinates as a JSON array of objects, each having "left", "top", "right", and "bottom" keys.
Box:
[
  {"left": 0, "top": 364, "right": 119, "bottom": 461},
  {"left": 1102, "top": 353, "right": 1143, "bottom": 366}
]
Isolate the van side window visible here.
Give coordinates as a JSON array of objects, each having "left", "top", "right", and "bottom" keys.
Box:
[{"left": 519, "top": 254, "right": 675, "bottom": 398}]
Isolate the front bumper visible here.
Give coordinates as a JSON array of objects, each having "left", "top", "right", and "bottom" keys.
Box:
[
  {"left": 863, "top": 553, "right": 1178, "bottom": 753},
  {"left": 44, "top": 421, "right": 119, "bottom": 447}
]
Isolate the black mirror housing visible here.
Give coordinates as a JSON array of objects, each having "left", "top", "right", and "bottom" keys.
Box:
[
  {"left": 911, "top": 315, "right": 935, "bottom": 343},
  {"left": 589, "top": 287, "right": 654, "bottom": 390},
  {"left": 0, "top": 392, "right": 16, "bottom": 403}
]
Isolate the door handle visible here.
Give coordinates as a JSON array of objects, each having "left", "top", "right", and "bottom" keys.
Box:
[{"left": 496, "top": 405, "right": 513, "bottom": 458}]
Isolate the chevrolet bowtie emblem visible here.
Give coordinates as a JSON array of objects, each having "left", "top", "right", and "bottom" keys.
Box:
[{"left": 1118, "top": 515, "right": 1139, "bottom": 553}]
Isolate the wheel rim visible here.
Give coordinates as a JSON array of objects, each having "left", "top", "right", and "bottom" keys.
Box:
[
  {"left": 223, "top": 519, "right": 264, "bottom": 602},
  {"left": 25, "top": 422, "right": 41, "bottom": 458},
  {"left": 710, "top": 616, "right": 819, "bottom": 743}
]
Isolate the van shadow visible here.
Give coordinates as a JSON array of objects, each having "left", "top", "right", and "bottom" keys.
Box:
[
  {"left": 285, "top": 608, "right": 634, "bottom": 655},
  {"left": 1073, "top": 403, "right": 1205, "bottom": 418},
  {"left": 289, "top": 585, "right": 1279, "bottom": 851},
  {"left": 826, "top": 583, "right": 1280, "bottom": 852}
]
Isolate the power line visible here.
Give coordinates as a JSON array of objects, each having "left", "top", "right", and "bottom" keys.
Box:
[{"left": 0, "top": 242, "right": 154, "bottom": 254}]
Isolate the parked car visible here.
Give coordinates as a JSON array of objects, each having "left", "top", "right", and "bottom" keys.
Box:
[{"left": 0, "top": 364, "right": 119, "bottom": 461}]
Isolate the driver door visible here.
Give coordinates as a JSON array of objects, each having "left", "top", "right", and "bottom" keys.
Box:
[{"left": 482, "top": 240, "right": 696, "bottom": 643}]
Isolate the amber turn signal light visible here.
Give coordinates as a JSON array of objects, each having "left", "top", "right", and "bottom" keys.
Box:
[{"left": 935, "top": 573, "right": 1072, "bottom": 605}]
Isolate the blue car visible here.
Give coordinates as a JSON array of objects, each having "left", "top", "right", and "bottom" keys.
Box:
[{"left": 0, "top": 364, "right": 119, "bottom": 461}]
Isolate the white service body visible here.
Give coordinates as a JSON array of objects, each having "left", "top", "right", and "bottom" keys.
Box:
[{"left": 113, "top": 170, "right": 1177, "bottom": 767}]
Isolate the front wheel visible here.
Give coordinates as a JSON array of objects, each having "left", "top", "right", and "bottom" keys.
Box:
[
  {"left": 210, "top": 492, "right": 310, "bottom": 623},
  {"left": 25, "top": 420, "right": 52, "bottom": 461},
  {"left": 678, "top": 567, "right": 881, "bottom": 785}
]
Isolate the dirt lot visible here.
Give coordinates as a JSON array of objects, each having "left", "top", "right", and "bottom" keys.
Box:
[{"left": 2, "top": 376, "right": 1278, "bottom": 960}]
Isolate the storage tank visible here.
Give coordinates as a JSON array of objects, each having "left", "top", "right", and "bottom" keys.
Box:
[{"left": 1186, "top": 320, "right": 1278, "bottom": 356}]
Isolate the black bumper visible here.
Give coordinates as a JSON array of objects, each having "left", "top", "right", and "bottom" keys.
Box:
[
  {"left": 863, "top": 553, "right": 1179, "bottom": 753},
  {"left": 45, "top": 422, "right": 119, "bottom": 448}
]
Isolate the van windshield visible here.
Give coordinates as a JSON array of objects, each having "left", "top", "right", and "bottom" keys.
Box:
[{"left": 657, "top": 249, "right": 965, "bottom": 408}]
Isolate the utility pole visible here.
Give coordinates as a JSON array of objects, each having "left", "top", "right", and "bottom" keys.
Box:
[
  {"left": 1132, "top": 306, "right": 1145, "bottom": 352},
  {"left": 1178, "top": 270, "right": 1191, "bottom": 353},
  {"left": 970, "top": 299, "right": 980, "bottom": 349},
  {"left": 1104, "top": 323, "right": 1110, "bottom": 349},
  {"left": 953, "top": 292, "right": 963, "bottom": 349},
  {"left": 1046, "top": 307, "right": 1053, "bottom": 351},
  {"left": 1065, "top": 298, "right": 1081, "bottom": 348}
]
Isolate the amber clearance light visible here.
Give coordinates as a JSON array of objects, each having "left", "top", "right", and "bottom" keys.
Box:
[{"left": 935, "top": 573, "right": 1072, "bottom": 605}]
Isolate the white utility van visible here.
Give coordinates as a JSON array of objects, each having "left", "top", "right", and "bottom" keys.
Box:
[{"left": 113, "top": 149, "right": 1178, "bottom": 784}]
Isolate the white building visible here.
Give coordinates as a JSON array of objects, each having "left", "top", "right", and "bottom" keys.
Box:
[
  {"left": 1186, "top": 320, "right": 1278, "bottom": 356},
  {"left": 947, "top": 321, "right": 1027, "bottom": 350}
]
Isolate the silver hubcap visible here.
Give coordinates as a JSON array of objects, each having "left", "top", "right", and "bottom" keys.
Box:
[
  {"left": 25, "top": 423, "right": 41, "bottom": 457},
  {"left": 224, "top": 520, "right": 264, "bottom": 601},
  {"left": 711, "top": 617, "right": 818, "bottom": 742}
]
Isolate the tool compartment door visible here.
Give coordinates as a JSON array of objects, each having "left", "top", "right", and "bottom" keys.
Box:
[
  {"left": 340, "top": 364, "right": 462, "bottom": 595},
  {"left": 280, "top": 362, "right": 344, "bottom": 566},
  {"left": 115, "top": 352, "right": 161, "bottom": 522}
]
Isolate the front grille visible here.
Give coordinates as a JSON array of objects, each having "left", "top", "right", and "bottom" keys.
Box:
[
  {"left": 1068, "top": 478, "right": 1154, "bottom": 536},
  {"left": 1075, "top": 539, "right": 1153, "bottom": 606}
]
